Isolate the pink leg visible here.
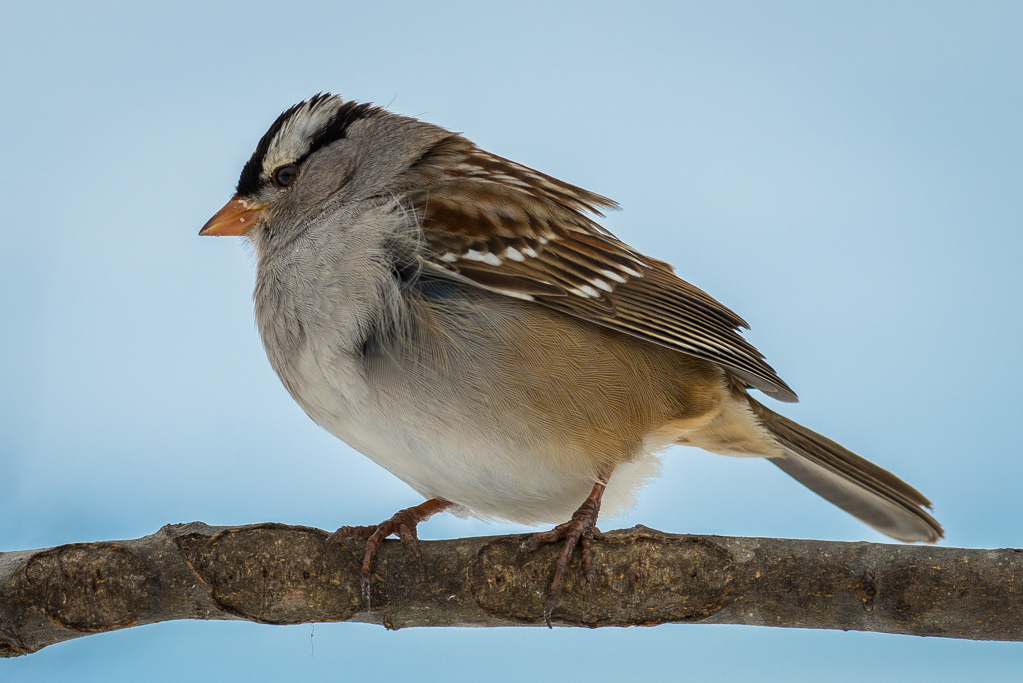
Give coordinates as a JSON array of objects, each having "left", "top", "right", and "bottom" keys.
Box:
[
  {"left": 328, "top": 498, "right": 452, "bottom": 606},
  {"left": 519, "top": 474, "right": 609, "bottom": 627}
]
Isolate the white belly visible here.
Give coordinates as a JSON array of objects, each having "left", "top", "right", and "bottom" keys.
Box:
[{"left": 286, "top": 341, "right": 663, "bottom": 525}]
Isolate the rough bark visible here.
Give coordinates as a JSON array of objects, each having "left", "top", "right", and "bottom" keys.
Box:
[{"left": 2, "top": 522, "right": 1021, "bottom": 656}]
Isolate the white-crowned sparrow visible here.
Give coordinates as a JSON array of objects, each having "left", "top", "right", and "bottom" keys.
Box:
[{"left": 201, "top": 94, "right": 942, "bottom": 624}]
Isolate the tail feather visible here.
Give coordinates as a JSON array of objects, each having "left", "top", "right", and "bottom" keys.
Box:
[{"left": 749, "top": 399, "right": 943, "bottom": 543}]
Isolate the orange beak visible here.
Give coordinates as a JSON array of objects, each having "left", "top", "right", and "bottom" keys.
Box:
[{"left": 199, "top": 197, "right": 267, "bottom": 236}]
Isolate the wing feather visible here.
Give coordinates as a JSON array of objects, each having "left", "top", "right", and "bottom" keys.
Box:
[{"left": 399, "top": 136, "right": 798, "bottom": 402}]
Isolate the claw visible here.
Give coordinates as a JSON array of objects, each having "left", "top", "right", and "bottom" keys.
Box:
[
  {"left": 544, "top": 594, "right": 558, "bottom": 628},
  {"left": 519, "top": 476, "right": 609, "bottom": 627},
  {"left": 361, "top": 574, "right": 372, "bottom": 608},
  {"left": 516, "top": 529, "right": 550, "bottom": 561},
  {"left": 396, "top": 524, "right": 421, "bottom": 560},
  {"left": 326, "top": 499, "right": 451, "bottom": 610}
]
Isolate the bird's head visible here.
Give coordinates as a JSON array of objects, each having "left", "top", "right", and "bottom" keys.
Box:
[{"left": 200, "top": 94, "right": 448, "bottom": 244}]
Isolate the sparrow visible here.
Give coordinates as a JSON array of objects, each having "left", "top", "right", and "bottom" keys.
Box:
[{"left": 201, "top": 94, "right": 942, "bottom": 625}]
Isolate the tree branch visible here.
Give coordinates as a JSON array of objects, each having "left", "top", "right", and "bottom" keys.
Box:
[{"left": 2, "top": 522, "right": 1020, "bottom": 656}]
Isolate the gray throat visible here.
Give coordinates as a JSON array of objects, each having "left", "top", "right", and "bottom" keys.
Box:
[{"left": 250, "top": 200, "right": 412, "bottom": 399}]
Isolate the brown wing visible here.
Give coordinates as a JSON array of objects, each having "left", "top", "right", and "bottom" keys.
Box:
[{"left": 400, "top": 135, "right": 798, "bottom": 402}]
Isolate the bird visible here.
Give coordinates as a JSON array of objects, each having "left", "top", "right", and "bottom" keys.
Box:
[{"left": 200, "top": 94, "right": 943, "bottom": 625}]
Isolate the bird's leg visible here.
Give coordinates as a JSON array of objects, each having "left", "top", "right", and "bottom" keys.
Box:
[
  {"left": 327, "top": 498, "right": 452, "bottom": 606},
  {"left": 519, "top": 472, "right": 610, "bottom": 627}
]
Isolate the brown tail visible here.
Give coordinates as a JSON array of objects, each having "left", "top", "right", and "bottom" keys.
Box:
[{"left": 749, "top": 399, "right": 943, "bottom": 543}]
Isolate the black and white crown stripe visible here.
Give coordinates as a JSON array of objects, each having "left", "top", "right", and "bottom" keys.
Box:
[{"left": 236, "top": 94, "right": 380, "bottom": 197}]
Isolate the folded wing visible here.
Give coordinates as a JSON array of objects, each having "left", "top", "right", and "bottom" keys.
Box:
[{"left": 402, "top": 135, "right": 797, "bottom": 402}]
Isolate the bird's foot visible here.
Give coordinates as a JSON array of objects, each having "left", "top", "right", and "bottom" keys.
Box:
[
  {"left": 327, "top": 498, "right": 451, "bottom": 607},
  {"left": 518, "top": 477, "right": 608, "bottom": 627}
]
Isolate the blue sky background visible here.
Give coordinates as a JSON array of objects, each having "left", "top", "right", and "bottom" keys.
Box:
[{"left": 2, "top": 1, "right": 1022, "bottom": 680}]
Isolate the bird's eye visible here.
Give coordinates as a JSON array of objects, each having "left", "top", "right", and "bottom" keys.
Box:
[{"left": 273, "top": 165, "right": 299, "bottom": 187}]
